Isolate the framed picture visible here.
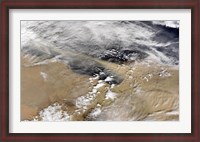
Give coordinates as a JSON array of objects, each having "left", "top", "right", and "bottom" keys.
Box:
[{"left": 0, "top": 0, "right": 199, "bottom": 141}]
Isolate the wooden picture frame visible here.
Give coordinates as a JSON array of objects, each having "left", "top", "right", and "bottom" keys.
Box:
[{"left": 0, "top": 0, "right": 199, "bottom": 141}]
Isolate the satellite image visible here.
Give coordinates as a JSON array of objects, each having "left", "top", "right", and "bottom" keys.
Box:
[{"left": 21, "top": 21, "right": 179, "bottom": 121}]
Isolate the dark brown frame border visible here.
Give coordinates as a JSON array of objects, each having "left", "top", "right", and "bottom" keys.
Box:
[{"left": 0, "top": 0, "right": 199, "bottom": 142}]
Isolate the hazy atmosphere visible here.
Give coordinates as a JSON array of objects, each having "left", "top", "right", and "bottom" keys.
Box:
[{"left": 21, "top": 21, "right": 179, "bottom": 121}]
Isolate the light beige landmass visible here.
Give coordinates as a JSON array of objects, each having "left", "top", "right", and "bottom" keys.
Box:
[
  {"left": 21, "top": 56, "right": 179, "bottom": 121},
  {"left": 21, "top": 57, "right": 91, "bottom": 120}
]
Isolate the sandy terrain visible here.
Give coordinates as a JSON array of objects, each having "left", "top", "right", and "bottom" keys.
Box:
[
  {"left": 21, "top": 57, "right": 91, "bottom": 120},
  {"left": 21, "top": 56, "right": 178, "bottom": 121}
]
